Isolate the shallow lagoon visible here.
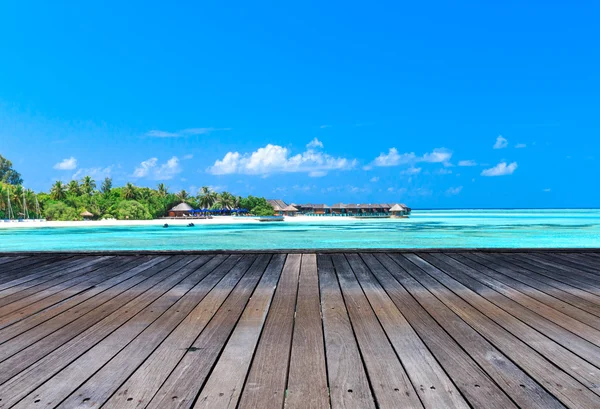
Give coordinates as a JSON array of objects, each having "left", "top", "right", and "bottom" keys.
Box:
[{"left": 1, "top": 209, "right": 599, "bottom": 251}]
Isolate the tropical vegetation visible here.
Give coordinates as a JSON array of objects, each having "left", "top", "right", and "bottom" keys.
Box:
[{"left": 0, "top": 154, "right": 274, "bottom": 221}]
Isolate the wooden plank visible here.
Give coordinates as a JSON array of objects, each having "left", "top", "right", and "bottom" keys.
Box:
[
  {"left": 236, "top": 254, "right": 303, "bottom": 409},
  {"left": 504, "top": 254, "right": 600, "bottom": 296},
  {"left": 0, "top": 255, "right": 197, "bottom": 400},
  {"left": 543, "top": 253, "right": 600, "bottom": 275},
  {"left": 331, "top": 254, "right": 423, "bottom": 409},
  {"left": 345, "top": 253, "right": 469, "bottom": 409},
  {"left": 423, "top": 253, "right": 600, "bottom": 351},
  {"left": 316, "top": 254, "right": 375, "bottom": 409},
  {"left": 145, "top": 254, "right": 269, "bottom": 409},
  {"left": 100, "top": 255, "right": 248, "bottom": 409},
  {"left": 193, "top": 254, "right": 287, "bottom": 409},
  {"left": 15, "top": 255, "right": 220, "bottom": 409},
  {"left": 54, "top": 255, "right": 232, "bottom": 409},
  {"left": 465, "top": 253, "right": 600, "bottom": 319},
  {"left": 0, "top": 256, "right": 77, "bottom": 290},
  {"left": 452, "top": 253, "right": 600, "bottom": 329},
  {"left": 369, "top": 253, "right": 540, "bottom": 409},
  {"left": 397, "top": 253, "right": 600, "bottom": 408},
  {"left": 474, "top": 252, "right": 600, "bottom": 309},
  {"left": 0, "top": 257, "right": 110, "bottom": 300},
  {"left": 0, "top": 256, "right": 24, "bottom": 266},
  {"left": 0, "top": 257, "right": 113, "bottom": 316},
  {"left": 0, "top": 257, "right": 121, "bottom": 325},
  {"left": 0, "top": 255, "right": 60, "bottom": 276},
  {"left": 515, "top": 254, "right": 600, "bottom": 288},
  {"left": 0, "top": 257, "right": 160, "bottom": 335},
  {"left": 283, "top": 254, "right": 330, "bottom": 409},
  {"left": 0, "top": 257, "right": 173, "bottom": 358}
]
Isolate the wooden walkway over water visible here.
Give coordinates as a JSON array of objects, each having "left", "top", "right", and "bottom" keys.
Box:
[{"left": 1, "top": 252, "right": 600, "bottom": 408}]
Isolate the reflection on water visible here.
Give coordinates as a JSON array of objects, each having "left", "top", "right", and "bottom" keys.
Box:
[{"left": 1, "top": 209, "right": 600, "bottom": 251}]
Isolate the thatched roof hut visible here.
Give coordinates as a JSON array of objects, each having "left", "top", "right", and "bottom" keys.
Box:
[
  {"left": 282, "top": 205, "right": 298, "bottom": 213},
  {"left": 168, "top": 202, "right": 193, "bottom": 217},
  {"left": 80, "top": 211, "right": 94, "bottom": 220}
]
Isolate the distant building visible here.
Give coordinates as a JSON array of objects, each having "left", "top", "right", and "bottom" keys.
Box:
[
  {"left": 268, "top": 200, "right": 411, "bottom": 218},
  {"left": 167, "top": 202, "right": 193, "bottom": 217}
]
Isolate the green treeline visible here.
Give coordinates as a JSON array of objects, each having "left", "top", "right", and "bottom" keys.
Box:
[{"left": 0, "top": 155, "right": 274, "bottom": 221}]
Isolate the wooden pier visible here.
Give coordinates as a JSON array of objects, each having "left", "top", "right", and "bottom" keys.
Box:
[{"left": 0, "top": 251, "right": 600, "bottom": 408}]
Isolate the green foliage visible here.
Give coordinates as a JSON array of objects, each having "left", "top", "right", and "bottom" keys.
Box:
[
  {"left": 0, "top": 167, "right": 271, "bottom": 221},
  {"left": 250, "top": 205, "right": 275, "bottom": 216},
  {"left": 44, "top": 202, "right": 81, "bottom": 221},
  {"left": 0, "top": 155, "right": 23, "bottom": 185},
  {"left": 114, "top": 200, "right": 152, "bottom": 220}
]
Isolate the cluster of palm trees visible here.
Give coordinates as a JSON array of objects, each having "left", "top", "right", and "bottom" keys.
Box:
[
  {"left": 0, "top": 183, "right": 40, "bottom": 218},
  {"left": 50, "top": 176, "right": 98, "bottom": 200}
]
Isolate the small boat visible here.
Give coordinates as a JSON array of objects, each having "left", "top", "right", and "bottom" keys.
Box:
[
  {"left": 258, "top": 216, "right": 285, "bottom": 222},
  {"left": 163, "top": 224, "right": 169, "bottom": 228},
  {"left": 187, "top": 223, "right": 195, "bottom": 227}
]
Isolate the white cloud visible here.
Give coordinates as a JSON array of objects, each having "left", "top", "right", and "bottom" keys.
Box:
[
  {"left": 370, "top": 177, "right": 379, "bottom": 182},
  {"left": 543, "top": 188, "right": 551, "bottom": 192},
  {"left": 133, "top": 158, "right": 158, "bottom": 177},
  {"left": 373, "top": 148, "right": 416, "bottom": 166},
  {"left": 183, "top": 154, "right": 194, "bottom": 160},
  {"left": 481, "top": 162, "right": 518, "bottom": 176},
  {"left": 458, "top": 160, "right": 477, "bottom": 167},
  {"left": 146, "top": 130, "right": 180, "bottom": 138},
  {"left": 401, "top": 166, "right": 422, "bottom": 175},
  {"left": 422, "top": 148, "right": 452, "bottom": 163},
  {"left": 306, "top": 138, "right": 324, "bottom": 149},
  {"left": 207, "top": 141, "right": 356, "bottom": 176},
  {"left": 372, "top": 147, "right": 452, "bottom": 167},
  {"left": 133, "top": 157, "right": 182, "bottom": 180},
  {"left": 72, "top": 166, "right": 113, "bottom": 180},
  {"left": 54, "top": 157, "right": 78, "bottom": 170},
  {"left": 319, "top": 125, "right": 331, "bottom": 129},
  {"left": 309, "top": 171, "right": 327, "bottom": 177},
  {"left": 446, "top": 186, "right": 463, "bottom": 195},
  {"left": 493, "top": 135, "right": 508, "bottom": 149},
  {"left": 515, "top": 143, "right": 527, "bottom": 148},
  {"left": 146, "top": 127, "right": 230, "bottom": 138}
]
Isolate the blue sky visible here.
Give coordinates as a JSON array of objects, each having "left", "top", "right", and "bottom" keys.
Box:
[{"left": 1, "top": 1, "right": 598, "bottom": 208}]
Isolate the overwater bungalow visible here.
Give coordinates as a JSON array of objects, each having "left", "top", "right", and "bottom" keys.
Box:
[
  {"left": 281, "top": 205, "right": 298, "bottom": 216},
  {"left": 269, "top": 199, "right": 411, "bottom": 218}
]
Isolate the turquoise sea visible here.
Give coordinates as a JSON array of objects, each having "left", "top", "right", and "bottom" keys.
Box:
[{"left": 1, "top": 209, "right": 599, "bottom": 252}]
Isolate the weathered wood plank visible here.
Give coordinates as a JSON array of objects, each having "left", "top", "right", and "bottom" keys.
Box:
[
  {"left": 235, "top": 254, "right": 302, "bottom": 409},
  {"left": 100, "top": 255, "right": 246, "bottom": 409},
  {"left": 370, "top": 253, "right": 539, "bottom": 409},
  {"left": 0, "top": 256, "right": 199, "bottom": 406},
  {"left": 144, "top": 254, "right": 269, "bottom": 409},
  {"left": 398, "top": 253, "right": 600, "bottom": 408},
  {"left": 452, "top": 253, "right": 600, "bottom": 329},
  {"left": 19, "top": 255, "right": 222, "bottom": 409},
  {"left": 283, "top": 254, "right": 330, "bottom": 409},
  {"left": 331, "top": 254, "right": 423, "bottom": 409},
  {"left": 317, "top": 254, "right": 375, "bottom": 409},
  {"left": 346, "top": 253, "right": 469, "bottom": 409},
  {"left": 193, "top": 254, "right": 286, "bottom": 409}
]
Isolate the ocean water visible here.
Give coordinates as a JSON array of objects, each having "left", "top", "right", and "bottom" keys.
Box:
[{"left": 1, "top": 209, "right": 599, "bottom": 251}]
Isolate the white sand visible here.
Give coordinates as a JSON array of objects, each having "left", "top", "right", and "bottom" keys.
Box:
[{"left": 0, "top": 215, "right": 369, "bottom": 229}]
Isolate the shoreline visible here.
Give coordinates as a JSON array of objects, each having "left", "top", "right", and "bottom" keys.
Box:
[{"left": 0, "top": 215, "right": 388, "bottom": 229}]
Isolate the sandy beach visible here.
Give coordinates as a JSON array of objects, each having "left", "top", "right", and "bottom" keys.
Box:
[{"left": 0, "top": 215, "right": 370, "bottom": 229}]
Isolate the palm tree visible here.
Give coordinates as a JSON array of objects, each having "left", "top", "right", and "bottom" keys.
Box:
[
  {"left": 50, "top": 181, "right": 67, "bottom": 200},
  {"left": 198, "top": 186, "right": 217, "bottom": 208},
  {"left": 157, "top": 183, "right": 168, "bottom": 198},
  {"left": 216, "top": 191, "right": 234, "bottom": 210},
  {"left": 101, "top": 177, "right": 112, "bottom": 194},
  {"left": 67, "top": 180, "right": 80, "bottom": 196},
  {"left": 122, "top": 182, "right": 137, "bottom": 200},
  {"left": 176, "top": 190, "right": 189, "bottom": 202},
  {"left": 80, "top": 176, "right": 96, "bottom": 195}
]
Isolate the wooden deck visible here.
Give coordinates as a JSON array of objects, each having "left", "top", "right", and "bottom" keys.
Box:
[{"left": 0, "top": 252, "right": 600, "bottom": 408}]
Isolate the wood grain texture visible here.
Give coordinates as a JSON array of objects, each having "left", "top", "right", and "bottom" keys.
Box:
[
  {"left": 317, "top": 254, "right": 375, "bottom": 409},
  {"left": 0, "top": 253, "right": 599, "bottom": 409},
  {"left": 284, "top": 254, "right": 330, "bottom": 409}
]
